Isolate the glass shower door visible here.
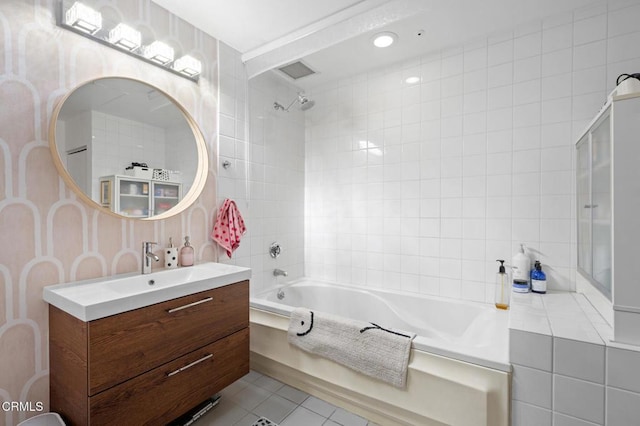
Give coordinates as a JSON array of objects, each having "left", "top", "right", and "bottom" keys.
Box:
[
  {"left": 591, "top": 114, "right": 612, "bottom": 296},
  {"left": 576, "top": 134, "right": 592, "bottom": 277},
  {"left": 576, "top": 106, "right": 612, "bottom": 300}
]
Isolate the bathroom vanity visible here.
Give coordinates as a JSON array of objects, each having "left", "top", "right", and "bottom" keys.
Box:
[{"left": 44, "top": 263, "right": 251, "bottom": 425}]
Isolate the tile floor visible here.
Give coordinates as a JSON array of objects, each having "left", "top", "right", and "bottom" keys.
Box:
[{"left": 197, "top": 370, "right": 380, "bottom": 426}]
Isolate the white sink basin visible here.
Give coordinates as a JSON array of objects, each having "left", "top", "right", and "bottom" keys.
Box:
[{"left": 43, "top": 262, "right": 251, "bottom": 321}]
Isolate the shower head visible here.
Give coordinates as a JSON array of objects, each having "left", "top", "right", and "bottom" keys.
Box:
[
  {"left": 273, "top": 92, "right": 315, "bottom": 112},
  {"left": 298, "top": 95, "right": 315, "bottom": 111}
]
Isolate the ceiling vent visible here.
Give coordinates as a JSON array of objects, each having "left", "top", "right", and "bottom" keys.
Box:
[{"left": 277, "top": 61, "right": 315, "bottom": 80}]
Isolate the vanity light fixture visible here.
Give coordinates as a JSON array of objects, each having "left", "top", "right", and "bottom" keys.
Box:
[
  {"left": 64, "top": 1, "right": 101, "bottom": 34},
  {"left": 372, "top": 32, "right": 397, "bottom": 48},
  {"left": 142, "top": 41, "right": 174, "bottom": 65},
  {"left": 405, "top": 76, "right": 421, "bottom": 84},
  {"left": 108, "top": 23, "right": 141, "bottom": 51},
  {"left": 173, "top": 55, "right": 202, "bottom": 77},
  {"left": 56, "top": 1, "right": 200, "bottom": 82}
]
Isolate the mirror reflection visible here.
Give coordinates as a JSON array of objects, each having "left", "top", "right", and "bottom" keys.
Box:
[{"left": 53, "top": 77, "right": 200, "bottom": 218}]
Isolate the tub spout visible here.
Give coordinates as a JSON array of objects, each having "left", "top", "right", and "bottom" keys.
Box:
[{"left": 273, "top": 268, "right": 288, "bottom": 277}]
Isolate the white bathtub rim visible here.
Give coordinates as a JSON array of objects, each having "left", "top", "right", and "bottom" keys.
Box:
[
  {"left": 250, "top": 279, "right": 510, "bottom": 372},
  {"left": 257, "top": 277, "right": 494, "bottom": 310}
]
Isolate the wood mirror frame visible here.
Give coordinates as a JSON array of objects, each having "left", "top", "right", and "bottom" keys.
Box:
[{"left": 48, "top": 76, "right": 208, "bottom": 220}]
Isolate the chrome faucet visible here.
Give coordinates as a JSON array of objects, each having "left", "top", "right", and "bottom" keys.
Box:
[
  {"left": 142, "top": 242, "right": 159, "bottom": 274},
  {"left": 273, "top": 268, "right": 288, "bottom": 277}
]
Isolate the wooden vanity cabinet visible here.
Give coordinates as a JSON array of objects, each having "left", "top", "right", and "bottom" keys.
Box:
[{"left": 49, "top": 281, "right": 249, "bottom": 426}]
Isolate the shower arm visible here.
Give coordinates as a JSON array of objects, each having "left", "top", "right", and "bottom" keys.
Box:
[
  {"left": 282, "top": 96, "right": 299, "bottom": 111},
  {"left": 275, "top": 93, "right": 311, "bottom": 112}
]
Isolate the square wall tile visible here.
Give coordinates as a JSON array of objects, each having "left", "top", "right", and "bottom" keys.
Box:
[
  {"left": 512, "top": 364, "right": 552, "bottom": 409},
  {"left": 515, "top": 32, "right": 542, "bottom": 59},
  {"left": 543, "top": 24, "right": 573, "bottom": 52},
  {"left": 574, "top": 13, "right": 607, "bottom": 46},
  {"left": 553, "top": 412, "right": 600, "bottom": 426},
  {"left": 607, "top": 387, "right": 640, "bottom": 426},
  {"left": 608, "top": 3, "right": 640, "bottom": 38},
  {"left": 573, "top": 41, "right": 607, "bottom": 70},
  {"left": 607, "top": 346, "right": 640, "bottom": 393},
  {"left": 553, "top": 375, "right": 604, "bottom": 424},
  {"left": 554, "top": 338, "right": 604, "bottom": 384},
  {"left": 488, "top": 39, "right": 513, "bottom": 66},
  {"left": 511, "top": 400, "right": 551, "bottom": 426},
  {"left": 510, "top": 329, "right": 552, "bottom": 371}
]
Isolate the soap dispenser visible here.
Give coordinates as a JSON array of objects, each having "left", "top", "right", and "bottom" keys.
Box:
[
  {"left": 179, "top": 236, "right": 194, "bottom": 267},
  {"left": 165, "top": 237, "right": 178, "bottom": 269},
  {"left": 495, "top": 260, "right": 510, "bottom": 310},
  {"left": 512, "top": 244, "right": 530, "bottom": 293},
  {"left": 531, "top": 260, "right": 547, "bottom": 294}
]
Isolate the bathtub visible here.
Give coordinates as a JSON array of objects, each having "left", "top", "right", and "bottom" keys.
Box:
[{"left": 249, "top": 279, "right": 510, "bottom": 426}]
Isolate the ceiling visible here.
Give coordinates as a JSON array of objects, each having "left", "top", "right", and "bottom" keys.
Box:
[
  {"left": 152, "top": 0, "right": 606, "bottom": 90},
  {"left": 58, "top": 79, "right": 188, "bottom": 129}
]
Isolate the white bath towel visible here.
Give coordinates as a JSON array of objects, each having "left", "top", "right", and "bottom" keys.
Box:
[{"left": 287, "top": 308, "right": 416, "bottom": 388}]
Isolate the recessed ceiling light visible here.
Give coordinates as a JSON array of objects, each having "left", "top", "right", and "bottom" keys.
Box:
[
  {"left": 405, "top": 76, "right": 421, "bottom": 84},
  {"left": 372, "top": 32, "right": 397, "bottom": 48}
]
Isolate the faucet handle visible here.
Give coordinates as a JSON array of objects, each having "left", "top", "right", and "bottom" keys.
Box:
[{"left": 143, "top": 241, "right": 158, "bottom": 249}]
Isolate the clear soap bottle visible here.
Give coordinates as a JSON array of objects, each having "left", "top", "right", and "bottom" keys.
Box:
[
  {"left": 179, "top": 236, "right": 194, "bottom": 267},
  {"left": 495, "top": 259, "right": 510, "bottom": 310}
]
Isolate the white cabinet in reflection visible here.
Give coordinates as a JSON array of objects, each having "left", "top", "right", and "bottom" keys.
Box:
[{"left": 100, "top": 175, "right": 182, "bottom": 218}]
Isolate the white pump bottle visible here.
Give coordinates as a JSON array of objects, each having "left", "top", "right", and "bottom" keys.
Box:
[{"left": 512, "top": 244, "right": 530, "bottom": 293}]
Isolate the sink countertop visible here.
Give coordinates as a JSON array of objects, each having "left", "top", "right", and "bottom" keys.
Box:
[{"left": 43, "top": 262, "right": 252, "bottom": 321}]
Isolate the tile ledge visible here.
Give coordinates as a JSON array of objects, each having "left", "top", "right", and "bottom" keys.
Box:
[{"left": 509, "top": 290, "right": 614, "bottom": 346}]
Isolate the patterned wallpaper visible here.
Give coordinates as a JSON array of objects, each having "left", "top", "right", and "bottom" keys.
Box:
[{"left": 0, "top": 1, "right": 219, "bottom": 424}]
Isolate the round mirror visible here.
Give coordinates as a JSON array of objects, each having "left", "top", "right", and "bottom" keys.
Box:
[{"left": 49, "top": 77, "right": 207, "bottom": 220}]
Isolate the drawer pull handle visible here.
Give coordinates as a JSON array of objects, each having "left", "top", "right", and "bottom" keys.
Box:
[
  {"left": 166, "top": 353, "right": 213, "bottom": 377},
  {"left": 167, "top": 297, "right": 213, "bottom": 313}
]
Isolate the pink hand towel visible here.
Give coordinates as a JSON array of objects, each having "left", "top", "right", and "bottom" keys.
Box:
[{"left": 211, "top": 199, "right": 246, "bottom": 257}]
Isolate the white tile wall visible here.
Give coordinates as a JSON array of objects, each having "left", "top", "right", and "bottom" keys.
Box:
[
  {"left": 510, "top": 291, "right": 640, "bottom": 426},
  {"left": 218, "top": 43, "right": 305, "bottom": 295},
  {"left": 90, "top": 111, "right": 168, "bottom": 198},
  {"left": 303, "top": 3, "right": 640, "bottom": 301}
]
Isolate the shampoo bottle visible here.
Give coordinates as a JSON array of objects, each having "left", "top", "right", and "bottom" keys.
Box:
[
  {"left": 531, "top": 260, "right": 547, "bottom": 294},
  {"left": 512, "top": 244, "right": 530, "bottom": 293},
  {"left": 180, "top": 236, "right": 194, "bottom": 267},
  {"left": 495, "top": 260, "right": 510, "bottom": 310}
]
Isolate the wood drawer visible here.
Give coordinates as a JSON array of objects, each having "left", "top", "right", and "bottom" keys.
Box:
[
  {"left": 87, "top": 281, "right": 248, "bottom": 395},
  {"left": 89, "top": 327, "right": 249, "bottom": 426}
]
